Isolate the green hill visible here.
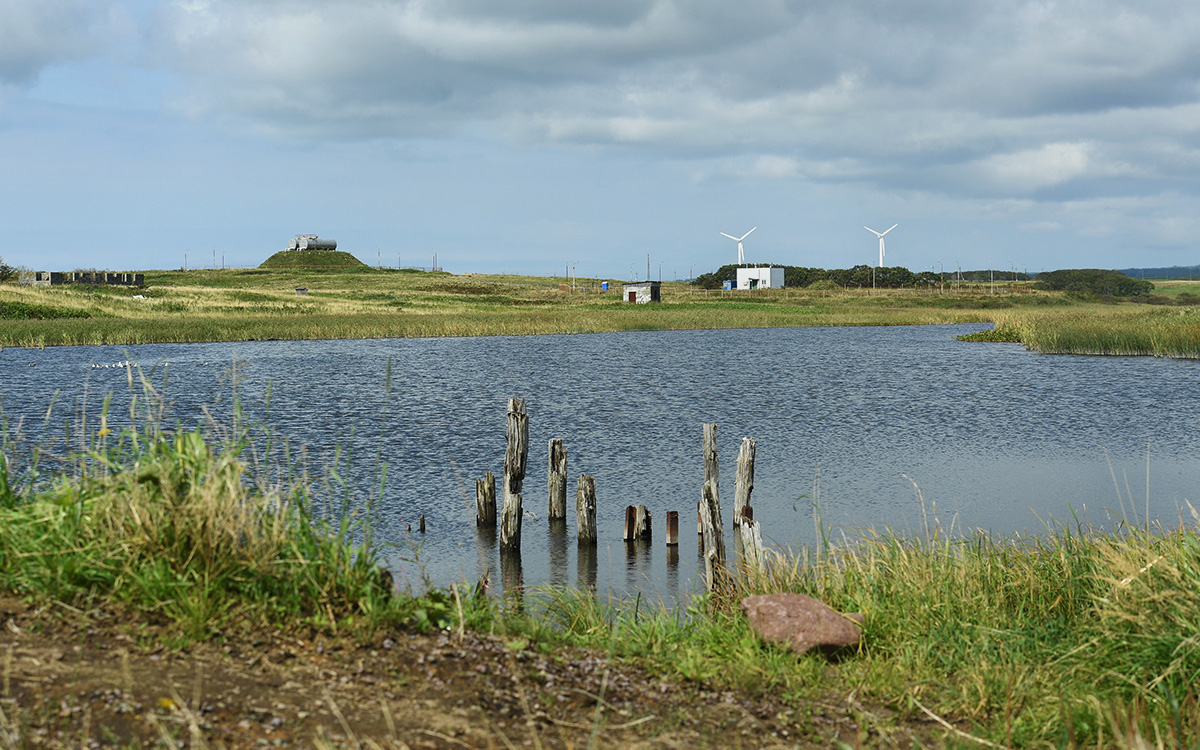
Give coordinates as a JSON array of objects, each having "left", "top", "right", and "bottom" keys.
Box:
[{"left": 259, "top": 250, "right": 368, "bottom": 270}]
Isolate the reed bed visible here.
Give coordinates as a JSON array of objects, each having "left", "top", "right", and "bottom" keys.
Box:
[{"left": 978, "top": 307, "right": 1200, "bottom": 358}]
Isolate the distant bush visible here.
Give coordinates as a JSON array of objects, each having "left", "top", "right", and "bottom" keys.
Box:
[
  {"left": 0, "top": 257, "right": 15, "bottom": 283},
  {"left": 1034, "top": 269, "right": 1153, "bottom": 297},
  {"left": 0, "top": 301, "right": 90, "bottom": 320}
]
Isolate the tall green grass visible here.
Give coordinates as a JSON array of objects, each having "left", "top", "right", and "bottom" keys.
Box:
[
  {"left": 0, "top": 381, "right": 448, "bottom": 642},
  {"left": 494, "top": 500, "right": 1200, "bottom": 748}
]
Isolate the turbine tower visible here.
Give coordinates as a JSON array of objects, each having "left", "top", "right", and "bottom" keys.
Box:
[
  {"left": 864, "top": 224, "right": 898, "bottom": 267},
  {"left": 720, "top": 227, "right": 757, "bottom": 264}
]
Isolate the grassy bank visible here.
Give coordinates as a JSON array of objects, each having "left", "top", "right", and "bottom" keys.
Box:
[
  {"left": 5, "top": 268, "right": 1198, "bottom": 358},
  {"left": 0, "top": 268, "right": 1056, "bottom": 348},
  {"left": 2, "top": 401, "right": 1197, "bottom": 747}
]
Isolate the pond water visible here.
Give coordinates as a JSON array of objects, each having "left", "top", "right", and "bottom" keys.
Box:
[{"left": 2, "top": 324, "right": 1198, "bottom": 598}]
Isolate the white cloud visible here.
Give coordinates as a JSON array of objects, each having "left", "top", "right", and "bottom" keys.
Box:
[
  {"left": 973, "top": 142, "right": 1095, "bottom": 192},
  {"left": 1019, "top": 221, "right": 1063, "bottom": 233}
]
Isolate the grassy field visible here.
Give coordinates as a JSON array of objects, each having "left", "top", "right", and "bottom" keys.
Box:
[{"left": 0, "top": 266, "right": 1093, "bottom": 349}]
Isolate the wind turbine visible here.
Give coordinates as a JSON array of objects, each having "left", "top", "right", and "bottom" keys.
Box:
[
  {"left": 720, "top": 227, "right": 756, "bottom": 264},
  {"left": 864, "top": 224, "right": 898, "bottom": 267}
]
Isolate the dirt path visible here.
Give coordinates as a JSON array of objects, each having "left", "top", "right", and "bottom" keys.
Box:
[{"left": 0, "top": 596, "right": 892, "bottom": 749}]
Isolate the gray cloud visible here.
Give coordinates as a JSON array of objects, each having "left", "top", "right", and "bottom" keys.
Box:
[
  {"left": 136, "top": 0, "right": 1200, "bottom": 209},
  {"left": 0, "top": 0, "right": 130, "bottom": 87}
]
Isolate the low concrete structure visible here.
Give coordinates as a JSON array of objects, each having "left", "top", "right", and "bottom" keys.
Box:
[
  {"left": 737, "top": 267, "right": 784, "bottom": 290},
  {"left": 622, "top": 281, "right": 661, "bottom": 303},
  {"left": 21, "top": 271, "right": 145, "bottom": 287}
]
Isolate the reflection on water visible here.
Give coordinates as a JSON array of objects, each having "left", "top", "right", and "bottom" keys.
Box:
[
  {"left": 577, "top": 542, "right": 597, "bottom": 591},
  {"left": 624, "top": 539, "right": 652, "bottom": 592},
  {"left": 666, "top": 543, "right": 680, "bottom": 593},
  {"left": 2, "top": 324, "right": 1200, "bottom": 598},
  {"left": 547, "top": 519, "right": 569, "bottom": 587},
  {"left": 500, "top": 548, "right": 523, "bottom": 610}
]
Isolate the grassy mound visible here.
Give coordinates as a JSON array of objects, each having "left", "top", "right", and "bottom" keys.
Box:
[{"left": 259, "top": 250, "right": 368, "bottom": 270}]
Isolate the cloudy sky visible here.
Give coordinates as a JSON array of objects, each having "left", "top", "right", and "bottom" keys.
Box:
[{"left": 3, "top": 0, "right": 1199, "bottom": 278}]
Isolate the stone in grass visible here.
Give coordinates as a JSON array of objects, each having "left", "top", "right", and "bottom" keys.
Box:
[{"left": 741, "top": 593, "right": 864, "bottom": 656}]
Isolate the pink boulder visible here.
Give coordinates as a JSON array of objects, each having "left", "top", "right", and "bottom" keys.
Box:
[{"left": 741, "top": 593, "right": 864, "bottom": 656}]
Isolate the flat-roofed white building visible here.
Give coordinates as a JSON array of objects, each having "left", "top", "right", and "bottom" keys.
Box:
[
  {"left": 622, "top": 281, "right": 661, "bottom": 303},
  {"left": 736, "top": 267, "right": 784, "bottom": 290}
]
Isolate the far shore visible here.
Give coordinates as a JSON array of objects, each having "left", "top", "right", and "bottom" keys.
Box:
[{"left": 1, "top": 268, "right": 1198, "bottom": 357}]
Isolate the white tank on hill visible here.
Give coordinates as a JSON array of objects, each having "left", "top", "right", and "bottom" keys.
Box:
[{"left": 287, "top": 235, "right": 338, "bottom": 251}]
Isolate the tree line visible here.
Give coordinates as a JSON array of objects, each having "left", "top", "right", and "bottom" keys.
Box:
[
  {"left": 692, "top": 264, "right": 1030, "bottom": 290},
  {"left": 1033, "top": 268, "right": 1153, "bottom": 296}
]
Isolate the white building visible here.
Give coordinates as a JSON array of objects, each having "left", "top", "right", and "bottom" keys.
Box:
[
  {"left": 736, "top": 267, "right": 784, "bottom": 290},
  {"left": 622, "top": 281, "right": 661, "bottom": 303}
]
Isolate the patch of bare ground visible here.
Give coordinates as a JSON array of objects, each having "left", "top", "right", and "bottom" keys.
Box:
[{"left": 0, "top": 595, "right": 931, "bottom": 749}]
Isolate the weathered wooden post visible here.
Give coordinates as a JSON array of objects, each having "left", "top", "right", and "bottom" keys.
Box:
[
  {"left": 700, "top": 479, "right": 726, "bottom": 590},
  {"left": 623, "top": 505, "right": 651, "bottom": 541},
  {"left": 700, "top": 422, "right": 726, "bottom": 590},
  {"left": 548, "top": 439, "right": 568, "bottom": 519},
  {"left": 500, "top": 398, "right": 528, "bottom": 551},
  {"left": 733, "top": 437, "right": 756, "bottom": 528},
  {"left": 576, "top": 473, "right": 597, "bottom": 543},
  {"left": 703, "top": 423, "right": 720, "bottom": 498},
  {"left": 666, "top": 511, "right": 679, "bottom": 546},
  {"left": 739, "top": 517, "right": 766, "bottom": 578},
  {"left": 418, "top": 514, "right": 426, "bottom": 534},
  {"left": 476, "top": 471, "right": 496, "bottom": 526}
]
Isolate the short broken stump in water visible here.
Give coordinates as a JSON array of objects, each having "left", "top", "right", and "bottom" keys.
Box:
[{"left": 741, "top": 593, "right": 864, "bottom": 656}]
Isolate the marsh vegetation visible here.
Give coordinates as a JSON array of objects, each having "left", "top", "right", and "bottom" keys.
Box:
[{"left": 1, "top": 401, "right": 1198, "bottom": 747}]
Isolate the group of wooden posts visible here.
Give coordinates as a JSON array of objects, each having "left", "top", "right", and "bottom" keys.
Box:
[{"left": 474, "top": 398, "right": 768, "bottom": 590}]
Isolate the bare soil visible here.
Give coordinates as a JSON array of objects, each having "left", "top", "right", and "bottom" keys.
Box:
[{"left": 0, "top": 595, "right": 923, "bottom": 749}]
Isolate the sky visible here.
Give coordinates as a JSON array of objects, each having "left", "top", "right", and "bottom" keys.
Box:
[{"left": 3, "top": 0, "right": 1200, "bottom": 279}]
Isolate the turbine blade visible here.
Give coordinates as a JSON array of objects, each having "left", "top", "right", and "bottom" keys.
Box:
[
  {"left": 882, "top": 223, "right": 898, "bottom": 236},
  {"left": 865, "top": 226, "right": 882, "bottom": 237},
  {"left": 741, "top": 227, "right": 757, "bottom": 240},
  {"left": 720, "top": 233, "right": 738, "bottom": 241}
]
